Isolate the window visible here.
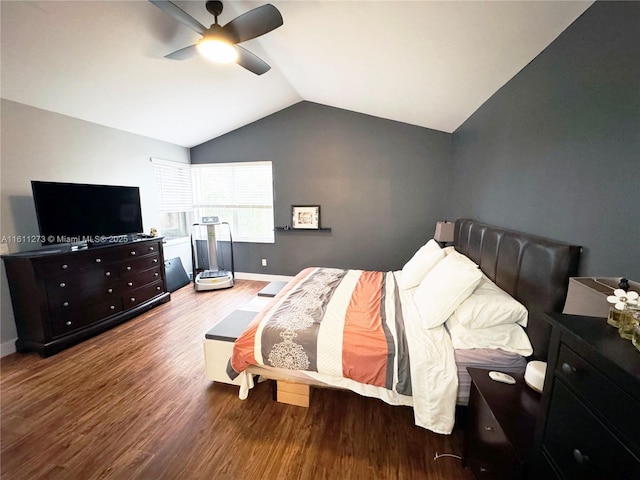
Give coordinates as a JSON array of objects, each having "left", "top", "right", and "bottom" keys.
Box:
[
  {"left": 192, "top": 162, "right": 274, "bottom": 243},
  {"left": 151, "top": 158, "right": 193, "bottom": 240}
]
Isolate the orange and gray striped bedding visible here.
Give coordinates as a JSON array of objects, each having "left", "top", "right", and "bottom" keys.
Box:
[
  {"left": 228, "top": 267, "right": 412, "bottom": 394},
  {"left": 227, "top": 267, "right": 460, "bottom": 434}
]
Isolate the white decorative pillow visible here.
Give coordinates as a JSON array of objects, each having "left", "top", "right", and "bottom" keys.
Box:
[
  {"left": 414, "top": 254, "right": 482, "bottom": 329},
  {"left": 399, "top": 239, "right": 444, "bottom": 290},
  {"left": 451, "top": 275, "right": 528, "bottom": 329}
]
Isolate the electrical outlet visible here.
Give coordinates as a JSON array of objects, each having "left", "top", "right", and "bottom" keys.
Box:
[{"left": 261, "top": 258, "right": 267, "bottom": 267}]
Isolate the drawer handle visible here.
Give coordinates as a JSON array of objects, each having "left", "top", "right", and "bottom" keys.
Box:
[
  {"left": 95, "top": 258, "right": 101, "bottom": 263},
  {"left": 107, "top": 288, "right": 113, "bottom": 294},
  {"left": 153, "top": 259, "right": 158, "bottom": 263},
  {"left": 483, "top": 426, "right": 494, "bottom": 432},
  {"left": 130, "top": 297, "right": 136, "bottom": 302},
  {"left": 126, "top": 266, "right": 132, "bottom": 271},
  {"left": 156, "top": 286, "right": 161, "bottom": 291},
  {"left": 105, "top": 271, "right": 111, "bottom": 277},
  {"left": 573, "top": 449, "right": 590, "bottom": 466},
  {"left": 63, "top": 301, "right": 69, "bottom": 307},
  {"left": 561, "top": 363, "right": 576, "bottom": 376},
  {"left": 66, "top": 321, "right": 72, "bottom": 326},
  {"left": 154, "top": 272, "right": 159, "bottom": 277},
  {"left": 149, "top": 247, "right": 155, "bottom": 251},
  {"left": 130, "top": 251, "right": 136, "bottom": 256},
  {"left": 128, "top": 282, "right": 133, "bottom": 287},
  {"left": 110, "top": 305, "right": 115, "bottom": 310},
  {"left": 62, "top": 264, "right": 68, "bottom": 269},
  {"left": 59, "top": 282, "right": 66, "bottom": 288}
]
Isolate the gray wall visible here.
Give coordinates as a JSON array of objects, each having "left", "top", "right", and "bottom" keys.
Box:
[
  {"left": 191, "top": 102, "right": 452, "bottom": 275},
  {"left": 0, "top": 100, "right": 191, "bottom": 354},
  {"left": 447, "top": 0, "right": 640, "bottom": 280}
]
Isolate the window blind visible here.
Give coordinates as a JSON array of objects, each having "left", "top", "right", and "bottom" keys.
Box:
[
  {"left": 151, "top": 158, "right": 193, "bottom": 213},
  {"left": 191, "top": 161, "right": 274, "bottom": 243}
]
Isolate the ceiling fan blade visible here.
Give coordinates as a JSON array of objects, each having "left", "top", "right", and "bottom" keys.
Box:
[
  {"left": 149, "top": 0, "right": 207, "bottom": 35},
  {"left": 165, "top": 44, "right": 198, "bottom": 61},
  {"left": 222, "top": 4, "right": 283, "bottom": 44},
  {"left": 235, "top": 46, "right": 271, "bottom": 75}
]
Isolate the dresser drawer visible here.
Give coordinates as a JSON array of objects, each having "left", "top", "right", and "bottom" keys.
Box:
[
  {"left": 48, "top": 296, "right": 88, "bottom": 316},
  {"left": 83, "top": 249, "right": 122, "bottom": 267},
  {"left": 50, "top": 311, "right": 93, "bottom": 337},
  {"left": 83, "top": 264, "right": 121, "bottom": 282},
  {"left": 50, "top": 300, "right": 124, "bottom": 338},
  {"left": 45, "top": 275, "right": 87, "bottom": 301},
  {"left": 543, "top": 380, "right": 640, "bottom": 480},
  {"left": 36, "top": 257, "right": 83, "bottom": 277},
  {"left": 119, "top": 253, "right": 161, "bottom": 276},
  {"left": 123, "top": 242, "right": 161, "bottom": 259},
  {"left": 121, "top": 267, "right": 163, "bottom": 291},
  {"left": 556, "top": 344, "right": 640, "bottom": 450},
  {"left": 122, "top": 280, "right": 165, "bottom": 308}
]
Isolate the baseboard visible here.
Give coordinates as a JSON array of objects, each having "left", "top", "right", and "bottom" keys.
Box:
[
  {"left": 1, "top": 339, "right": 17, "bottom": 358},
  {"left": 234, "top": 272, "right": 294, "bottom": 282}
]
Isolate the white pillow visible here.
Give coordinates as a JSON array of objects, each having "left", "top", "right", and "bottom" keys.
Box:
[
  {"left": 452, "top": 275, "right": 528, "bottom": 329},
  {"left": 443, "top": 246, "right": 479, "bottom": 267},
  {"left": 445, "top": 314, "right": 533, "bottom": 357},
  {"left": 413, "top": 254, "right": 482, "bottom": 329},
  {"left": 399, "top": 239, "right": 445, "bottom": 290}
]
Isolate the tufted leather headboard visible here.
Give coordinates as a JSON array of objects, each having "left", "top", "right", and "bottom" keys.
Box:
[{"left": 453, "top": 219, "right": 581, "bottom": 361}]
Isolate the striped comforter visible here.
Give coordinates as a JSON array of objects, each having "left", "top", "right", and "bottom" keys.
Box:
[{"left": 227, "top": 267, "right": 458, "bottom": 434}]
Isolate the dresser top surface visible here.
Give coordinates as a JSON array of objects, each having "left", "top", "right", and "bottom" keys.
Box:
[
  {"left": 2, "top": 237, "right": 163, "bottom": 260},
  {"left": 546, "top": 313, "right": 640, "bottom": 394}
]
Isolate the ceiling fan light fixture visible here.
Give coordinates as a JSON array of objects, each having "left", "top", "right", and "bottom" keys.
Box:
[{"left": 197, "top": 38, "right": 238, "bottom": 63}]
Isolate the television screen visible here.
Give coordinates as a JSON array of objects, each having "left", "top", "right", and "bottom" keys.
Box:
[{"left": 31, "top": 181, "right": 143, "bottom": 245}]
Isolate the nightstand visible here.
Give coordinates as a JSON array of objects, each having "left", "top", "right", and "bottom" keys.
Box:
[{"left": 463, "top": 367, "right": 541, "bottom": 479}]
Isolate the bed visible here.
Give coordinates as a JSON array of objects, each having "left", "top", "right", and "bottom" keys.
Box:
[{"left": 227, "top": 219, "right": 581, "bottom": 434}]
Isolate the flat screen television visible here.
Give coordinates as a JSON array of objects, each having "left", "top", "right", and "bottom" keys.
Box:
[{"left": 31, "top": 181, "right": 143, "bottom": 246}]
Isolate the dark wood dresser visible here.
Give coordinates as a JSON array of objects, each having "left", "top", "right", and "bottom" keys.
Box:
[
  {"left": 2, "top": 238, "right": 170, "bottom": 357},
  {"left": 532, "top": 313, "right": 640, "bottom": 479}
]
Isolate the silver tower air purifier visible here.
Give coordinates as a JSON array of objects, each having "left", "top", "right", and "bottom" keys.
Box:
[{"left": 192, "top": 216, "right": 234, "bottom": 291}]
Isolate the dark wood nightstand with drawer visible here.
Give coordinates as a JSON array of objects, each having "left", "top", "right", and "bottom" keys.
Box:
[
  {"left": 531, "top": 313, "right": 640, "bottom": 480},
  {"left": 463, "top": 367, "right": 541, "bottom": 479}
]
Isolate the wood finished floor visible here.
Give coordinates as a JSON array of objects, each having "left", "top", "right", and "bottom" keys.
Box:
[{"left": 1, "top": 280, "right": 474, "bottom": 480}]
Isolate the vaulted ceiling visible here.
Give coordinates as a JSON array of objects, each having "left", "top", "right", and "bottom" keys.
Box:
[{"left": 1, "top": 1, "right": 593, "bottom": 148}]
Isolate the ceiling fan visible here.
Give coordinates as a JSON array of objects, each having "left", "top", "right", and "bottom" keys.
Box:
[{"left": 150, "top": 0, "right": 283, "bottom": 75}]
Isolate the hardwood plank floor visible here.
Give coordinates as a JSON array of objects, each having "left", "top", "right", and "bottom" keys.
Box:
[{"left": 1, "top": 280, "right": 474, "bottom": 480}]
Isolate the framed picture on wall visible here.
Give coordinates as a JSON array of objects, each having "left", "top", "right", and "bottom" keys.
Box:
[{"left": 292, "top": 205, "right": 320, "bottom": 229}]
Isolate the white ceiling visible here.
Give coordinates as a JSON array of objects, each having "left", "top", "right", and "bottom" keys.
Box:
[{"left": 1, "top": 0, "right": 593, "bottom": 148}]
